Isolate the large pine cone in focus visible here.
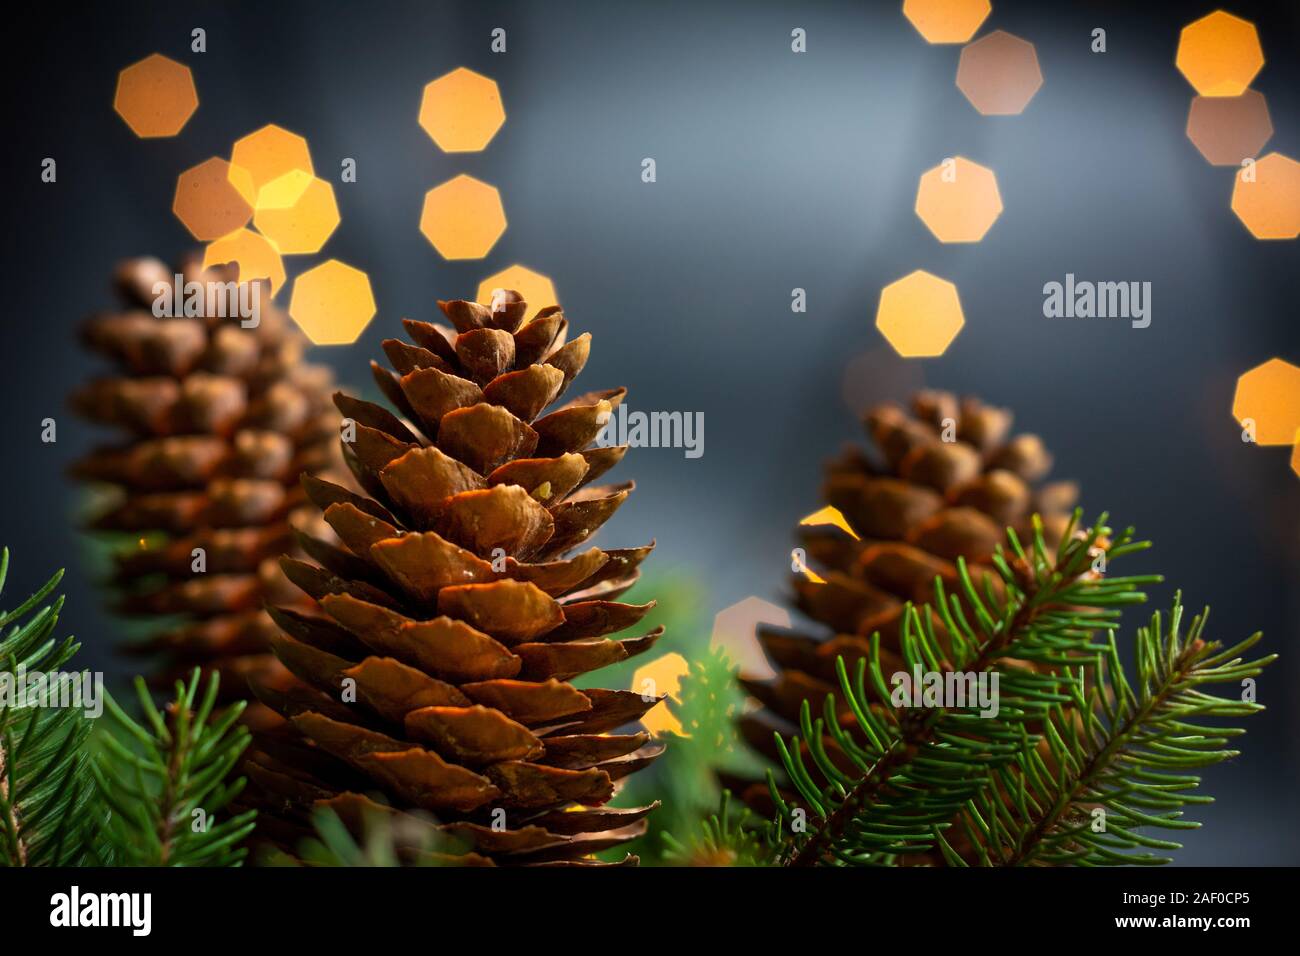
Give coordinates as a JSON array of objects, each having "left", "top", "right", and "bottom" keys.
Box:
[
  {"left": 70, "top": 255, "right": 340, "bottom": 699},
  {"left": 729, "top": 390, "right": 1079, "bottom": 816},
  {"left": 244, "top": 290, "right": 664, "bottom": 865}
]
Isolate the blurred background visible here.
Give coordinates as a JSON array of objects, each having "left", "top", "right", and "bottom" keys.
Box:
[{"left": 2, "top": 0, "right": 1297, "bottom": 863}]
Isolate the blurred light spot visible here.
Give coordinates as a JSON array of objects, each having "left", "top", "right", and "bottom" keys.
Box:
[
  {"left": 1176, "top": 11, "right": 1264, "bottom": 97},
  {"left": 1186, "top": 91, "right": 1273, "bottom": 166},
  {"left": 172, "top": 157, "right": 253, "bottom": 241},
  {"left": 1230, "top": 153, "right": 1300, "bottom": 240},
  {"left": 476, "top": 265, "right": 557, "bottom": 319},
  {"left": 288, "top": 259, "right": 376, "bottom": 345},
  {"left": 253, "top": 176, "right": 340, "bottom": 254},
  {"left": 876, "top": 270, "right": 965, "bottom": 358},
  {"left": 1292, "top": 434, "right": 1300, "bottom": 480},
  {"left": 711, "top": 597, "right": 791, "bottom": 680},
  {"left": 255, "top": 168, "right": 314, "bottom": 210},
  {"left": 632, "top": 653, "right": 689, "bottom": 738},
  {"left": 903, "top": 0, "right": 990, "bottom": 44},
  {"left": 113, "top": 53, "right": 198, "bottom": 138},
  {"left": 799, "top": 506, "right": 860, "bottom": 540},
  {"left": 841, "top": 348, "right": 926, "bottom": 416},
  {"left": 915, "top": 156, "right": 1003, "bottom": 242},
  {"left": 956, "top": 30, "right": 1043, "bottom": 116},
  {"left": 229, "top": 124, "right": 314, "bottom": 206},
  {"left": 1232, "top": 359, "right": 1300, "bottom": 446},
  {"left": 203, "top": 228, "right": 286, "bottom": 297},
  {"left": 418, "top": 67, "right": 506, "bottom": 152},
  {"left": 419, "top": 174, "right": 506, "bottom": 260}
]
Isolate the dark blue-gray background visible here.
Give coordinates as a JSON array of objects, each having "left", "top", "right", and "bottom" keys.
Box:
[{"left": 3, "top": 0, "right": 1297, "bottom": 864}]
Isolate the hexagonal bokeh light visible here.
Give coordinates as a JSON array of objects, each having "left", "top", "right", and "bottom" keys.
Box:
[
  {"left": 711, "top": 597, "right": 791, "bottom": 680},
  {"left": 229, "top": 124, "right": 314, "bottom": 207},
  {"left": 418, "top": 67, "right": 506, "bottom": 152},
  {"left": 956, "top": 30, "right": 1044, "bottom": 116},
  {"left": 476, "top": 265, "right": 557, "bottom": 318},
  {"left": 113, "top": 53, "right": 198, "bottom": 138},
  {"left": 253, "top": 176, "right": 340, "bottom": 254},
  {"left": 903, "top": 0, "right": 991, "bottom": 44},
  {"left": 1176, "top": 11, "right": 1264, "bottom": 97},
  {"left": 876, "top": 270, "right": 965, "bottom": 358},
  {"left": 915, "top": 156, "right": 1003, "bottom": 242},
  {"left": 419, "top": 174, "right": 506, "bottom": 260},
  {"left": 631, "top": 652, "right": 689, "bottom": 738},
  {"left": 203, "top": 228, "right": 286, "bottom": 297},
  {"left": 1186, "top": 92, "right": 1273, "bottom": 166},
  {"left": 1230, "top": 153, "right": 1300, "bottom": 240},
  {"left": 288, "top": 259, "right": 377, "bottom": 346},
  {"left": 172, "top": 157, "right": 253, "bottom": 241},
  {"left": 1233, "top": 359, "right": 1300, "bottom": 446}
]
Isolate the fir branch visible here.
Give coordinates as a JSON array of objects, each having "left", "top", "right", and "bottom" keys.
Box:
[
  {"left": 773, "top": 512, "right": 1160, "bottom": 866},
  {"left": 91, "top": 669, "right": 256, "bottom": 866},
  {"left": 0, "top": 549, "right": 99, "bottom": 867},
  {"left": 942, "top": 599, "right": 1274, "bottom": 866},
  {"left": 663, "top": 789, "right": 782, "bottom": 866}
]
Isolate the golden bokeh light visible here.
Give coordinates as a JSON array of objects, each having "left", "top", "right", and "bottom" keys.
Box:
[
  {"left": 876, "top": 270, "right": 965, "bottom": 358},
  {"left": 632, "top": 653, "right": 690, "bottom": 738},
  {"left": 113, "top": 53, "right": 198, "bottom": 138},
  {"left": 1186, "top": 91, "right": 1273, "bottom": 166},
  {"left": 903, "top": 0, "right": 991, "bottom": 44},
  {"left": 1176, "top": 11, "right": 1264, "bottom": 97},
  {"left": 203, "top": 228, "right": 286, "bottom": 297},
  {"left": 172, "top": 157, "right": 253, "bottom": 241},
  {"left": 915, "top": 156, "right": 1003, "bottom": 242},
  {"left": 419, "top": 175, "right": 506, "bottom": 259},
  {"left": 799, "top": 505, "right": 860, "bottom": 540},
  {"left": 418, "top": 67, "right": 506, "bottom": 152},
  {"left": 956, "top": 30, "right": 1044, "bottom": 116},
  {"left": 253, "top": 176, "right": 340, "bottom": 255},
  {"left": 476, "top": 265, "right": 558, "bottom": 319},
  {"left": 288, "top": 260, "right": 376, "bottom": 346},
  {"left": 229, "top": 124, "right": 314, "bottom": 206},
  {"left": 1291, "top": 434, "right": 1300, "bottom": 480},
  {"left": 1230, "top": 153, "right": 1300, "bottom": 240},
  {"left": 711, "top": 597, "right": 791, "bottom": 681},
  {"left": 1232, "top": 359, "right": 1300, "bottom": 447},
  {"left": 255, "top": 168, "right": 314, "bottom": 210}
]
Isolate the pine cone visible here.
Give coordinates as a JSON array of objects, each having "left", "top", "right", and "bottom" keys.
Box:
[
  {"left": 729, "top": 390, "right": 1079, "bottom": 815},
  {"left": 244, "top": 290, "right": 664, "bottom": 866},
  {"left": 71, "top": 254, "right": 340, "bottom": 699}
]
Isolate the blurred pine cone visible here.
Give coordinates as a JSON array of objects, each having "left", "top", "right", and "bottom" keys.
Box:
[
  {"left": 244, "top": 290, "right": 664, "bottom": 865},
  {"left": 71, "top": 254, "right": 340, "bottom": 700},
  {"left": 729, "top": 390, "right": 1079, "bottom": 815}
]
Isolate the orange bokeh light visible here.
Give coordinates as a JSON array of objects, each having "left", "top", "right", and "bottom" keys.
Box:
[
  {"left": 1232, "top": 359, "right": 1300, "bottom": 446},
  {"left": 288, "top": 259, "right": 376, "bottom": 346},
  {"left": 253, "top": 175, "right": 340, "bottom": 254},
  {"left": 418, "top": 67, "right": 506, "bottom": 152},
  {"left": 632, "top": 653, "right": 690, "bottom": 738},
  {"left": 173, "top": 157, "right": 253, "bottom": 241},
  {"left": 419, "top": 175, "right": 506, "bottom": 260},
  {"left": 1231, "top": 153, "right": 1300, "bottom": 240},
  {"left": 476, "top": 265, "right": 557, "bottom": 319},
  {"left": 956, "top": 30, "right": 1044, "bottom": 116},
  {"left": 203, "top": 228, "right": 286, "bottom": 298},
  {"left": 1186, "top": 91, "right": 1273, "bottom": 166},
  {"left": 903, "top": 0, "right": 991, "bottom": 44},
  {"left": 1176, "top": 11, "right": 1264, "bottom": 97},
  {"left": 876, "top": 270, "right": 965, "bottom": 358},
  {"left": 799, "top": 506, "right": 860, "bottom": 539},
  {"left": 229, "top": 124, "right": 314, "bottom": 207},
  {"left": 113, "top": 54, "right": 198, "bottom": 138},
  {"left": 915, "top": 156, "right": 1003, "bottom": 242}
]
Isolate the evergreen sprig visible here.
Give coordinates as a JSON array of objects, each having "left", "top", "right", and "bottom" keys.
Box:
[
  {"left": 937, "top": 600, "right": 1273, "bottom": 866},
  {"left": 0, "top": 549, "right": 99, "bottom": 866},
  {"left": 92, "top": 670, "right": 257, "bottom": 866}
]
